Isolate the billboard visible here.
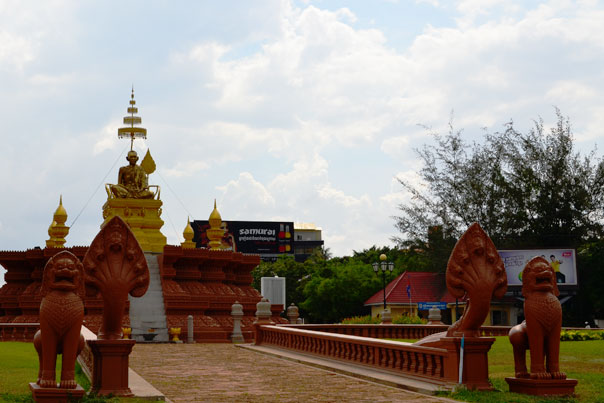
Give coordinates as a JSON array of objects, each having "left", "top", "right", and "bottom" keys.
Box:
[
  {"left": 498, "top": 249, "right": 577, "bottom": 286},
  {"left": 192, "top": 220, "right": 294, "bottom": 257}
]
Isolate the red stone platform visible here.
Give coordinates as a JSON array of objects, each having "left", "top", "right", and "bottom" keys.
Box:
[
  {"left": 29, "top": 383, "right": 85, "bottom": 403},
  {"left": 505, "top": 377, "right": 578, "bottom": 396},
  {"left": 89, "top": 339, "right": 136, "bottom": 396}
]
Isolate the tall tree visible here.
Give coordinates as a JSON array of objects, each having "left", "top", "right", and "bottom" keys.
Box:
[{"left": 393, "top": 110, "right": 604, "bottom": 254}]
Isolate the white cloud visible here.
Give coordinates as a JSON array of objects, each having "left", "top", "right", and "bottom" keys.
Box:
[
  {"left": 316, "top": 184, "right": 371, "bottom": 209},
  {"left": 217, "top": 172, "right": 276, "bottom": 216},
  {"left": 0, "top": 31, "right": 36, "bottom": 72},
  {"left": 92, "top": 121, "right": 121, "bottom": 155},
  {"left": 2, "top": 0, "right": 604, "bottom": 261},
  {"left": 164, "top": 160, "right": 210, "bottom": 178}
]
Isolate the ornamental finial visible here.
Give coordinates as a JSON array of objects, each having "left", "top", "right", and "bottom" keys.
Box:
[{"left": 117, "top": 88, "right": 147, "bottom": 150}]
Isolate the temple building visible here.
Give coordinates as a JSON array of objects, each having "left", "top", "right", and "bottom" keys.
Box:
[{"left": 0, "top": 90, "right": 285, "bottom": 343}]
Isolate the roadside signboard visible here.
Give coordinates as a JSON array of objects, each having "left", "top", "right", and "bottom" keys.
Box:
[
  {"left": 498, "top": 249, "right": 577, "bottom": 286},
  {"left": 192, "top": 220, "right": 294, "bottom": 257},
  {"left": 418, "top": 302, "right": 448, "bottom": 310}
]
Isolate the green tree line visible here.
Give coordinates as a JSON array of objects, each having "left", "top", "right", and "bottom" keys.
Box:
[
  {"left": 251, "top": 247, "right": 430, "bottom": 323},
  {"left": 392, "top": 109, "right": 604, "bottom": 326},
  {"left": 253, "top": 110, "right": 604, "bottom": 326}
]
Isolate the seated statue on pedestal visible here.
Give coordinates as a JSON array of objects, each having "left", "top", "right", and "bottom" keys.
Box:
[{"left": 110, "top": 151, "right": 154, "bottom": 199}]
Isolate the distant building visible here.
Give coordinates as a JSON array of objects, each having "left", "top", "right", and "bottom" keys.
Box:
[
  {"left": 364, "top": 272, "right": 516, "bottom": 326},
  {"left": 293, "top": 223, "right": 324, "bottom": 262}
]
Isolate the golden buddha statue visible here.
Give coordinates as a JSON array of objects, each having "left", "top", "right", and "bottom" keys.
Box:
[
  {"left": 102, "top": 88, "right": 166, "bottom": 253},
  {"left": 110, "top": 150, "right": 154, "bottom": 199}
]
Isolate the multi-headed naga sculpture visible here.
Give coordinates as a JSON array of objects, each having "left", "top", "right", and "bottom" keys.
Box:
[
  {"left": 34, "top": 250, "right": 86, "bottom": 388},
  {"left": 509, "top": 256, "right": 565, "bottom": 379},
  {"left": 415, "top": 223, "right": 507, "bottom": 347},
  {"left": 82, "top": 216, "right": 149, "bottom": 339},
  {"left": 446, "top": 222, "right": 508, "bottom": 337}
]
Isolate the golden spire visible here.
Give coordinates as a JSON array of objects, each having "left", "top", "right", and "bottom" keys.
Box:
[
  {"left": 207, "top": 199, "right": 225, "bottom": 250},
  {"left": 46, "top": 195, "right": 70, "bottom": 248},
  {"left": 181, "top": 217, "right": 196, "bottom": 249},
  {"left": 117, "top": 88, "right": 147, "bottom": 151}
]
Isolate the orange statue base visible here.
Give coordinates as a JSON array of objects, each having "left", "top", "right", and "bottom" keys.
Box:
[
  {"left": 89, "top": 339, "right": 135, "bottom": 396},
  {"left": 29, "top": 383, "right": 85, "bottom": 402},
  {"left": 439, "top": 337, "right": 495, "bottom": 390},
  {"left": 505, "top": 377, "right": 578, "bottom": 396}
]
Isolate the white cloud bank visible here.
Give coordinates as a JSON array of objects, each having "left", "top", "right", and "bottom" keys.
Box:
[{"left": 3, "top": 0, "right": 604, "bottom": 288}]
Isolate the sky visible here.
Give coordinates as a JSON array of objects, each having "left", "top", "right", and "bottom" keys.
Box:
[{"left": 2, "top": 0, "right": 604, "bottom": 286}]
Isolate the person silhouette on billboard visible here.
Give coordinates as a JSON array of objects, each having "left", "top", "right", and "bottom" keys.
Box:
[{"left": 550, "top": 254, "right": 566, "bottom": 284}]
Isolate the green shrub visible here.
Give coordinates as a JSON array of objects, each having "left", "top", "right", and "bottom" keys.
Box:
[
  {"left": 560, "top": 329, "right": 604, "bottom": 341},
  {"left": 392, "top": 315, "right": 427, "bottom": 324},
  {"left": 341, "top": 314, "right": 427, "bottom": 325},
  {"left": 341, "top": 315, "right": 381, "bottom": 324}
]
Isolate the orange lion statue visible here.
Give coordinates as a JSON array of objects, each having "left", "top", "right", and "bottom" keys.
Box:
[
  {"left": 508, "top": 256, "right": 565, "bottom": 380},
  {"left": 33, "top": 250, "right": 85, "bottom": 388}
]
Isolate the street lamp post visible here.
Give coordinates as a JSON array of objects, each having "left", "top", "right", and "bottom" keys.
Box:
[{"left": 372, "top": 253, "right": 394, "bottom": 323}]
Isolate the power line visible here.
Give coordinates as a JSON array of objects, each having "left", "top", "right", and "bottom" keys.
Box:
[{"left": 69, "top": 145, "right": 129, "bottom": 228}]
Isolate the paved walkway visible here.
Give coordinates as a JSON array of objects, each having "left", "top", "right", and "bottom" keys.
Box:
[{"left": 129, "top": 343, "right": 457, "bottom": 403}]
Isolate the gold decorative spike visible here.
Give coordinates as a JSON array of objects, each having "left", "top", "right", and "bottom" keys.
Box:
[
  {"left": 46, "top": 196, "right": 70, "bottom": 248},
  {"left": 140, "top": 149, "right": 156, "bottom": 175},
  {"left": 117, "top": 88, "right": 147, "bottom": 150},
  {"left": 181, "top": 217, "right": 196, "bottom": 249},
  {"left": 207, "top": 200, "right": 225, "bottom": 250}
]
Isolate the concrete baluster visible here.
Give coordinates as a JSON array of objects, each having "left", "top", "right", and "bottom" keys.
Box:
[
  {"left": 231, "top": 301, "right": 245, "bottom": 343},
  {"left": 187, "top": 315, "right": 194, "bottom": 344},
  {"left": 254, "top": 297, "right": 273, "bottom": 325},
  {"left": 286, "top": 303, "right": 299, "bottom": 324}
]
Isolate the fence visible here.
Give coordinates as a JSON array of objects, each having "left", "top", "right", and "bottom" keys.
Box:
[
  {"left": 254, "top": 324, "right": 465, "bottom": 388},
  {"left": 0, "top": 323, "right": 39, "bottom": 341},
  {"left": 278, "top": 324, "right": 512, "bottom": 338}
]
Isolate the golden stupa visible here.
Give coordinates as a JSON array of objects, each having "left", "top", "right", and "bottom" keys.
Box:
[
  {"left": 46, "top": 195, "right": 70, "bottom": 248},
  {"left": 181, "top": 217, "right": 196, "bottom": 249},
  {"left": 207, "top": 200, "right": 225, "bottom": 250}
]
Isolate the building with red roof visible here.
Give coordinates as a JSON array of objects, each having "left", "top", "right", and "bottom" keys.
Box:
[{"left": 364, "top": 271, "right": 518, "bottom": 325}]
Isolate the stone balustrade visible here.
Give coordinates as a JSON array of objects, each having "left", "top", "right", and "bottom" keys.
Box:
[
  {"left": 254, "top": 324, "right": 459, "bottom": 386},
  {"left": 0, "top": 323, "right": 39, "bottom": 341},
  {"left": 278, "top": 324, "right": 513, "bottom": 338}
]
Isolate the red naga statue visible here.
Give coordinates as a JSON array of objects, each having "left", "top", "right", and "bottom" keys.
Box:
[
  {"left": 83, "top": 215, "right": 149, "bottom": 340},
  {"left": 446, "top": 222, "right": 508, "bottom": 337}
]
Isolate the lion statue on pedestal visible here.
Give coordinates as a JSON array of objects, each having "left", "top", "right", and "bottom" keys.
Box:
[
  {"left": 33, "top": 251, "right": 85, "bottom": 388},
  {"left": 509, "top": 256, "right": 566, "bottom": 380}
]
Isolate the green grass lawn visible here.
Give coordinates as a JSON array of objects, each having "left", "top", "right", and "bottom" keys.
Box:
[
  {"left": 448, "top": 337, "right": 604, "bottom": 403},
  {"left": 3, "top": 338, "right": 603, "bottom": 402},
  {"left": 390, "top": 336, "right": 604, "bottom": 402},
  {"left": 0, "top": 342, "right": 147, "bottom": 403}
]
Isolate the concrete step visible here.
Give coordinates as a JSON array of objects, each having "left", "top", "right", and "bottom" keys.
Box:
[{"left": 129, "top": 253, "right": 169, "bottom": 342}]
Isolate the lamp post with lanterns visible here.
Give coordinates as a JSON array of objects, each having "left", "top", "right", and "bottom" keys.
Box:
[{"left": 372, "top": 253, "right": 394, "bottom": 323}]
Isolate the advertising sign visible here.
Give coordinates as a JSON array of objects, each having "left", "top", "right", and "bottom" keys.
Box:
[
  {"left": 498, "top": 249, "right": 577, "bottom": 286},
  {"left": 418, "top": 302, "right": 448, "bottom": 310},
  {"left": 192, "top": 220, "right": 294, "bottom": 256}
]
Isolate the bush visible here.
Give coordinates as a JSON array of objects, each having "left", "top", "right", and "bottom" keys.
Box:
[
  {"left": 341, "top": 314, "right": 427, "bottom": 325},
  {"left": 392, "top": 315, "right": 427, "bottom": 324},
  {"left": 560, "top": 329, "right": 604, "bottom": 341},
  {"left": 341, "top": 315, "right": 381, "bottom": 324}
]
